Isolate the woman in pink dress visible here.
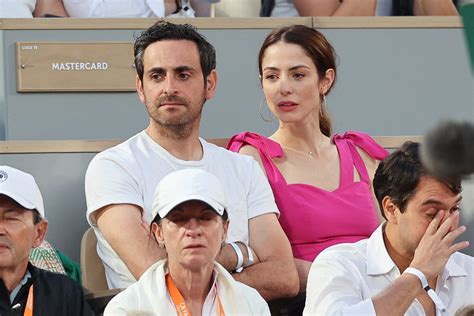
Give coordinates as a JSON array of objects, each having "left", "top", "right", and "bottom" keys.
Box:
[{"left": 228, "top": 25, "right": 389, "bottom": 292}]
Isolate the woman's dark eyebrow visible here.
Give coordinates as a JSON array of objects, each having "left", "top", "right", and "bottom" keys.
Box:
[
  {"left": 288, "top": 65, "right": 310, "bottom": 71},
  {"left": 263, "top": 64, "right": 310, "bottom": 72}
]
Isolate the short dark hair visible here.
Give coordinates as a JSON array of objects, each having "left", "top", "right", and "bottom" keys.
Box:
[
  {"left": 373, "top": 142, "right": 462, "bottom": 220},
  {"left": 32, "top": 209, "right": 42, "bottom": 224},
  {"left": 134, "top": 20, "right": 216, "bottom": 82}
]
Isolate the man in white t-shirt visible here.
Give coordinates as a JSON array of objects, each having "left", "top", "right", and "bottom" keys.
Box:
[
  {"left": 304, "top": 142, "right": 474, "bottom": 315},
  {"left": 85, "top": 21, "right": 299, "bottom": 300}
]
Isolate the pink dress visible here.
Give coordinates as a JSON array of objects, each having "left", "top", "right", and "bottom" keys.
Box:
[{"left": 228, "top": 131, "right": 389, "bottom": 261}]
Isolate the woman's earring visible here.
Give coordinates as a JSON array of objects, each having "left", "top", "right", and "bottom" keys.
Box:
[
  {"left": 158, "top": 241, "right": 165, "bottom": 249},
  {"left": 259, "top": 98, "right": 275, "bottom": 122},
  {"left": 320, "top": 94, "right": 327, "bottom": 117}
]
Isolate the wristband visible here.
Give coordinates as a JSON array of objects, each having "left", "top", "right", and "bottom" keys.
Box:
[
  {"left": 244, "top": 243, "right": 254, "bottom": 267},
  {"left": 404, "top": 267, "right": 447, "bottom": 313},
  {"left": 230, "top": 242, "right": 244, "bottom": 273}
]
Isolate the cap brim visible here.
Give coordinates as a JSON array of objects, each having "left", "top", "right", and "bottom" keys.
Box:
[
  {"left": 157, "top": 194, "right": 225, "bottom": 219},
  {"left": 0, "top": 190, "right": 38, "bottom": 212}
]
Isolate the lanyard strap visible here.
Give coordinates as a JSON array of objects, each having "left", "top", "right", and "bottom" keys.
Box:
[
  {"left": 23, "top": 285, "right": 33, "bottom": 316},
  {"left": 166, "top": 274, "right": 224, "bottom": 316}
]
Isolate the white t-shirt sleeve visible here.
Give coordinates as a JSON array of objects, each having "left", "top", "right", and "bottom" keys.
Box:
[
  {"left": 245, "top": 158, "right": 279, "bottom": 219},
  {"left": 304, "top": 250, "right": 376, "bottom": 316},
  {"left": 85, "top": 153, "right": 144, "bottom": 226}
]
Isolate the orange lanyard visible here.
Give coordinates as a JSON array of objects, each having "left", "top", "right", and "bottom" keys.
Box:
[
  {"left": 23, "top": 285, "right": 33, "bottom": 316},
  {"left": 165, "top": 274, "right": 224, "bottom": 316}
]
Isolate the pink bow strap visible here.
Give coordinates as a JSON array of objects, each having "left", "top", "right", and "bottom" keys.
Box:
[{"left": 333, "top": 131, "right": 389, "bottom": 160}]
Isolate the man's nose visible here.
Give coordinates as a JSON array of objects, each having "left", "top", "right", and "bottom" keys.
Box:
[
  {"left": 164, "top": 75, "right": 179, "bottom": 95},
  {"left": 0, "top": 221, "right": 7, "bottom": 235}
]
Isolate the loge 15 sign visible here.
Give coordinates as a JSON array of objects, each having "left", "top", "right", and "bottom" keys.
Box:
[{"left": 16, "top": 42, "right": 136, "bottom": 92}]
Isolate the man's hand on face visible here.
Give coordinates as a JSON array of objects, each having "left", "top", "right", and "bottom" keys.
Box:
[{"left": 410, "top": 210, "right": 469, "bottom": 279}]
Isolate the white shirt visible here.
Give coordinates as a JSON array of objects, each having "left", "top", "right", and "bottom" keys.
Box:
[
  {"left": 0, "top": 0, "right": 35, "bottom": 17},
  {"left": 104, "top": 259, "right": 270, "bottom": 315},
  {"left": 61, "top": 0, "right": 222, "bottom": 17},
  {"left": 85, "top": 131, "right": 278, "bottom": 289},
  {"left": 304, "top": 224, "right": 474, "bottom": 316},
  {"left": 63, "top": 0, "right": 164, "bottom": 17}
]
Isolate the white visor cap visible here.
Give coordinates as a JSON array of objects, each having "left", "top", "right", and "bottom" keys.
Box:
[
  {"left": 151, "top": 169, "right": 227, "bottom": 220},
  {"left": 0, "top": 166, "right": 45, "bottom": 218}
]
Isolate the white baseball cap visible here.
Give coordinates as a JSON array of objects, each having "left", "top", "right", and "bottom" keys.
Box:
[
  {"left": 0, "top": 166, "right": 45, "bottom": 218},
  {"left": 151, "top": 169, "right": 227, "bottom": 220}
]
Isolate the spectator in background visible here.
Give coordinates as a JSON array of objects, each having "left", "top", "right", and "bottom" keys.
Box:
[
  {"left": 304, "top": 142, "right": 473, "bottom": 315},
  {"left": 228, "top": 24, "right": 388, "bottom": 293},
  {"left": 261, "top": 0, "right": 458, "bottom": 16},
  {"left": 61, "top": 0, "right": 197, "bottom": 17},
  {"left": 1, "top": 0, "right": 218, "bottom": 18},
  {"left": 0, "top": 166, "right": 91, "bottom": 315},
  {"left": 0, "top": 0, "right": 68, "bottom": 17}
]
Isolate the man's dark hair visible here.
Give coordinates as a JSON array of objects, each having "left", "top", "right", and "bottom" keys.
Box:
[
  {"left": 134, "top": 20, "right": 216, "bottom": 82},
  {"left": 32, "top": 209, "right": 42, "bottom": 224},
  {"left": 373, "top": 142, "right": 462, "bottom": 220}
]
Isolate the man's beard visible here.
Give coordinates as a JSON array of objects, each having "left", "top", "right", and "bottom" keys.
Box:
[{"left": 147, "top": 93, "right": 205, "bottom": 140}]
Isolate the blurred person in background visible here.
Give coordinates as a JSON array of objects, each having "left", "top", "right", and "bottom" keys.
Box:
[
  {"left": 261, "top": 0, "right": 458, "bottom": 17},
  {"left": 0, "top": 0, "right": 219, "bottom": 18}
]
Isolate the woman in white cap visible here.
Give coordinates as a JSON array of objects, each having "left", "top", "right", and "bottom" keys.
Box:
[{"left": 104, "top": 168, "right": 270, "bottom": 315}]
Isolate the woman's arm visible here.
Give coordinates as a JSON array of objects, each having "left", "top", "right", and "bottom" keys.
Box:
[
  {"left": 413, "top": 0, "right": 458, "bottom": 15},
  {"left": 292, "top": 0, "right": 376, "bottom": 16},
  {"left": 190, "top": 0, "right": 213, "bottom": 16}
]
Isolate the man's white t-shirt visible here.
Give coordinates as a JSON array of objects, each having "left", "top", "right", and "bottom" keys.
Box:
[{"left": 85, "top": 131, "right": 278, "bottom": 289}]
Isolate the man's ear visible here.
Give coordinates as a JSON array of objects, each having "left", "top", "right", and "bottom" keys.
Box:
[
  {"left": 205, "top": 70, "right": 217, "bottom": 100},
  {"left": 382, "top": 196, "right": 399, "bottom": 224},
  {"left": 136, "top": 75, "right": 146, "bottom": 104},
  {"left": 33, "top": 220, "right": 48, "bottom": 248}
]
